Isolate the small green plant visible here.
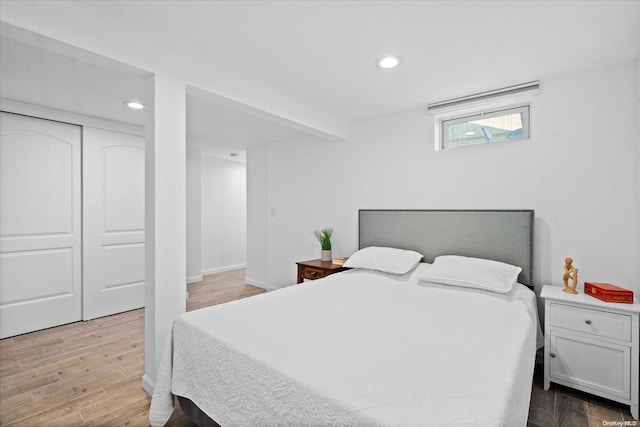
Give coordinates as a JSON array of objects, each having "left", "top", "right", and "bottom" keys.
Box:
[{"left": 313, "top": 227, "right": 333, "bottom": 250}]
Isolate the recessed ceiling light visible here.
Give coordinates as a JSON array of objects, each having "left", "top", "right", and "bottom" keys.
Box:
[
  {"left": 376, "top": 55, "right": 402, "bottom": 69},
  {"left": 126, "top": 101, "right": 144, "bottom": 110}
]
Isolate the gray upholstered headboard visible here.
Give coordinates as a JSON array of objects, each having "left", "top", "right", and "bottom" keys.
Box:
[{"left": 358, "top": 209, "right": 534, "bottom": 288}]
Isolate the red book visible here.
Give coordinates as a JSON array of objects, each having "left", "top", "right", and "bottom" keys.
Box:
[{"left": 584, "top": 282, "right": 634, "bottom": 304}]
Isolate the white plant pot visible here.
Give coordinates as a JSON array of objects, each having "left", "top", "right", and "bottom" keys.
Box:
[{"left": 321, "top": 250, "right": 332, "bottom": 262}]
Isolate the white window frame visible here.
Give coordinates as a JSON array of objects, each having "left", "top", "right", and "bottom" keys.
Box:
[
  {"left": 441, "top": 104, "right": 530, "bottom": 149},
  {"left": 428, "top": 82, "right": 539, "bottom": 151}
]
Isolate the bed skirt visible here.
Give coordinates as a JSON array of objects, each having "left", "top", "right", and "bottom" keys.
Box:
[{"left": 177, "top": 395, "right": 221, "bottom": 427}]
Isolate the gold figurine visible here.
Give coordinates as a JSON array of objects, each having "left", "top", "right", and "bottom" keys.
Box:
[{"left": 562, "top": 257, "right": 579, "bottom": 294}]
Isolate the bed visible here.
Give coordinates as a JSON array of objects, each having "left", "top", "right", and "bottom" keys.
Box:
[{"left": 150, "top": 209, "right": 539, "bottom": 427}]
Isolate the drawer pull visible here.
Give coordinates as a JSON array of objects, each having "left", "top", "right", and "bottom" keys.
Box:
[
  {"left": 310, "top": 271, "right": 317, "bottom": 277},
  {"left": 550, "top": 353, "right": 556, "bottom": 358},
  {"left": 585, "top": 320, "right": 592, "bottom": 325}
]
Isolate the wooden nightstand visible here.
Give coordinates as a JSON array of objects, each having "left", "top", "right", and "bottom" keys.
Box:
[
  {"left": 541, "top": 285, "right": 639, "bottom": 419},
  {"left": 296, "top": 259, "right": 349, "bottom": 284}
]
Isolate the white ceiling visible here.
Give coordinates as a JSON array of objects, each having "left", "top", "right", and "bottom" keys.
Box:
[
  {"left": 1, "top": 1, "right": 639, "bottom": 153},
  {"left": 0, "top": 30, "right": 309, "bottom": 159},
  {"left": 186, "top": 89, "right": 307, "bottom": 153},
  {"left": 0, "top": 36, "right": 149, "bottom": 126}
]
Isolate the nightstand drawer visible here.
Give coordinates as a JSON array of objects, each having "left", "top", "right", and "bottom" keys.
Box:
[
  {"left": 296, "top": 259, "right": 349, "bottom": 284},
  {"left": 300, "top": 266, "right": 325, "bottom": 281},
  {"left": 549, "top": 302, "right": 632, "bottom": 341}
]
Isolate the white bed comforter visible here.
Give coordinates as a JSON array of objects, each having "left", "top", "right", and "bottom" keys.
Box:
[{"left": 150, "top": 264, "right": 538, "bottom": 427}]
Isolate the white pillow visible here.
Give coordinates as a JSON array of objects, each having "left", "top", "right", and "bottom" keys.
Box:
[
  {"left": 419, "top": 255, "right": 522, "bottom": 293},
  {"left": 344, "top": 246, "right": 423, "bottom": 274}
]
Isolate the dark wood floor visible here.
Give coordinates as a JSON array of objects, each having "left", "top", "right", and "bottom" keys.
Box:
[
  {"left": 0, "top": 269, "right": 635, "bottom": 426},
  {"left": 528, "top": 356, "right": 636, "bottom": 427}
]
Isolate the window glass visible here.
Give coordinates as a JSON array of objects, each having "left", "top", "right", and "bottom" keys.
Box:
[{"left": 442, "top": 105, "right": 529, "bottom": 149}]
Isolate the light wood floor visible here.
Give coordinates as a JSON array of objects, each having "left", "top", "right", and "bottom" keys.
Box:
[
  {"left": 1, "top": 269, "right": 635, "bottom": 426},
  {"left": 0, "top": 269, "right": 264, "bottom": 427}
]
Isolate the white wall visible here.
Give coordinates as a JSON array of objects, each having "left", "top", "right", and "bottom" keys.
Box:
[
  {"left": 248, "top": 61, "right": 640, "bottom": 299},
  {"left": 637, "top": 58, "right": 640, "bottom": 299},
  {"left": 186, "top": 148, "right": 202, "bottom": 283},
  {"left": 143, "top": 74, "right": 186, "bottom": 393},
  {"left": 246, "top": 146, "right": 269, "bottom": 289},
  {"left": 201, "top": 155, "right": 247, "bottom": 274}
]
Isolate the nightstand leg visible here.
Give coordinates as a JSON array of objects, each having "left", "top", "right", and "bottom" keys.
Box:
[
  {"left": 543, "top": 352, "right": 551, "bottom": 391},
  {"left": 631, "top": 403, "right": 638, "bottom": 420}
]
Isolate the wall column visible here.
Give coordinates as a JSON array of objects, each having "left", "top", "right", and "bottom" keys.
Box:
[
  {"left": 245, "top": 146, "right": 270, "bottom": 289},
  {"left": 186, "top": 148, "right": 202, "bottom": 283},
  {"left": 142, "top": 73, "right": 187, "bottom": 394}
]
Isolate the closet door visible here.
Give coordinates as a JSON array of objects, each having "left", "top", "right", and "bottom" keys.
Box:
[
  {"left": 82, "top": 127, "right": 145, "bottom": 320},
  {"left": 0, "top": 112, "right": 82, "bottom": 338}
]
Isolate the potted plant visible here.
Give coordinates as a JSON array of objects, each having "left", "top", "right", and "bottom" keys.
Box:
[{"left": 313, "top": 227, "right": 333, "bottom": 261}]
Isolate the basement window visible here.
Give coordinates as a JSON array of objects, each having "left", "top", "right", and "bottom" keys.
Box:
[
  {"left": 428, "top": 82, "right": 539, "bottom": 151},
  {"left": 442, "top": 105, "right": 529, "bottom": 149}
]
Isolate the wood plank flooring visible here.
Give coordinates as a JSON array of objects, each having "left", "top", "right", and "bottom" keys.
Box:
[
  {"left": 1, "top": 269, "right": 635, "bottom": 426},
  {"left": 0, "top": 269, "right": 263, "bottom": 427},
  {"left": 528, "top": 356, "right": 637, "bottom": 427}
]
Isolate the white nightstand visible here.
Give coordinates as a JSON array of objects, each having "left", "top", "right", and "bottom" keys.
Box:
[{"left": 541, "top": 285, "right": 639, "bottom": 419}]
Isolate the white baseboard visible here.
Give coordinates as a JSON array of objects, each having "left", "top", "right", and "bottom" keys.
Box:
[
  {"left": 186, "top": 275, "right": 203, "bottom": 284},
  {"left": 201, "top": 264, "right": 246, "bottom": 276},
  {"left": 245, "top": 277, "right": 273, "bottom": 291},
  {"left": 141, "top": 374, "right": 155, "bottom": 396}
]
